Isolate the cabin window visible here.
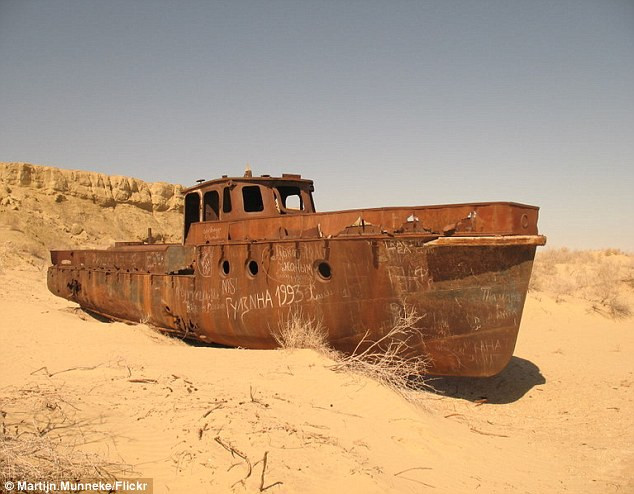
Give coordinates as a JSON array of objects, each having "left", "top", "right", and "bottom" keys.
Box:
[
  {"left": 184, "top": 192, "right": 201, "bottom": 238},
  {"left": 222, "top": 187, "right": 232, "bottom": 213},
  {"left": 203, "top": 190, "right": 220, "bottom": 221},
  {"left": 242, "top": 186, "right": 264, "bottom": 212},
  {"left": 276, "top": 186, "right": 304, "bottom": 212}
]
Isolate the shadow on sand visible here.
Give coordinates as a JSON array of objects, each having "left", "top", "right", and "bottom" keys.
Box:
[{"left": 428, "top": 357, "right": 545, "bottom": 404}]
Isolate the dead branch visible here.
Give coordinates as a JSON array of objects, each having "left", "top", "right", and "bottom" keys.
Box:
[
  {"left": 201, "top": 402, "right": 226, "bottom": 419},
  {"left": 198, "top": 423, "right": 209, "bottom": 440},
  {"left": 310, "top": 405, "right": 362, "bottom": 418},
  {"left": 394, "top": 466, "right": 435, "bottom": 488},
  {"left": 30, "top": 364, "right": 104, "bottom": 377},
  {"left": 214, "top": 436, "right": 252, "bottom": 487},
  {"left": 394, "top": 466, "right": 432, "bottom": 476},
  {"left": 250, "top": 386, "right": 269, "bottom": 408},
  {"left": 259, "top": 451, "right": 283, "bottom": 492},
  {"left": 443, "top": 413, "right": 464, "bottom": 419},
  {"left": 469, "top": 427, "right": 509, "bottom": 438}
]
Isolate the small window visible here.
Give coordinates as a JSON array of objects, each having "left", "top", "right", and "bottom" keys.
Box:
[
  {"left": 223, "top": 187, "right": 232, "bottom": 213},
  {"left": 204, "top": 190, "right": 220, "bottom": 221},
  {"left": 247, "top": 259, "right": 259, "bottom": 277},
  {"left": 184, "top": 193, "right": 201, "bottom": 238},
  {"left": 276, "top": 186, "right": 304, "bottom": 212},
  {"left": 242, "top": 186, "right": 264, "bottom": 212},
  {"left": 285, "top": 194, "right": 301, "bottom": 210},
  {"left": 221, "top": 259, "right": 230, "bottom": 276},
  {"left": 315, "top": 261, "right": 332, "bottom": 281}
]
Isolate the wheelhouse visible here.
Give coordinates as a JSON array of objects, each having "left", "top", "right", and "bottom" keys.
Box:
[{"left": 182, "top": 173, "right": 316, "bottom": 241}]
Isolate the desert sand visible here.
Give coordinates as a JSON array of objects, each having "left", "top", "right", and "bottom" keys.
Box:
[{"left": 1, "top": 163, "right": 633, "bottom": 493}]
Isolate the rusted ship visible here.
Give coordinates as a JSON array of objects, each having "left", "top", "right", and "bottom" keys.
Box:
[{"left": 48, "top": 171, "right": 546, "bottom": 377}]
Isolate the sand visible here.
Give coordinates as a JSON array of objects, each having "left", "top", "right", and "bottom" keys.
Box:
[{"left": 1, "top": 266, "right": 632, "bottom": 494}]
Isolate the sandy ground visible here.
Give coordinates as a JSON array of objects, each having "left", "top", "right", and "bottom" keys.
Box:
[{"left": 1, "top": 268, "right": 633, "bottom": 494}]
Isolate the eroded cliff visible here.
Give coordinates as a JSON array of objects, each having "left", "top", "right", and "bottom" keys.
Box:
[{"left": 0, "top": 162, "right": 184, "bottom": 268}]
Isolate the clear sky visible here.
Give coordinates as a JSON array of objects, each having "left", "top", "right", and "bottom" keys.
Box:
[{"left": 1, "top": 0, "right": 633, "bottom": 250}]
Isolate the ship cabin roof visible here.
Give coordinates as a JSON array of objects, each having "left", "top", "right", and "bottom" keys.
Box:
[
  {"left": 182, "top": 172, "right": 316, "bottom": 238},
  {"left": 183, "top": 172, "right": 314, "bottom": 194}
]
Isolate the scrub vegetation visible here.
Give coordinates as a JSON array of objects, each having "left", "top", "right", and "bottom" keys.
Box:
[
  {"left": 529, "top": 248, "right": 633, "bottom": 318},
  {"left": 0, "top": 384, "right": 130, "bottom": 493},
  {"left": 273, "top": 306, "right": 431, "bottom": 399}
]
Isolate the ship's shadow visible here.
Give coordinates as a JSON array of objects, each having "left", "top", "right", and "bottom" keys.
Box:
[{"left": 426, "top": 357, "right": 545, "bottom": 404}]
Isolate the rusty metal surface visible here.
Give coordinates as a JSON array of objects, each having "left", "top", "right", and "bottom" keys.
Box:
[
  {"left": 47, "top": 172, "right": 546, "bottom": 377},
  {"left": 186, "top": 202, "right": 540, "bottom": 244},
  {"left": 51, "top": 244, "right": 196, "bottom": 274}
]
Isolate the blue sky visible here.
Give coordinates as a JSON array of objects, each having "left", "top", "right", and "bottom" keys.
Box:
[{"left": 1, "top": 1, "right": 633, "bottom": 250}]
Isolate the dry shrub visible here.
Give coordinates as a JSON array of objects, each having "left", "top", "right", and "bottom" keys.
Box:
[
  {"left": 530, "top": 248, "right": 633, "bottom": 318},
  {"left": 0, "top": 384, "right": 130, "bottom": 491},
  {"left": 330, "top": 305, "right": 431, "bottom": 395},
  {"left": 273, "top": 310, "right": 332, "bottom": 354},
  {"left": 273, "top": 306, "right": 431, "bottom": 397},
  {"left": 1, "top": 434, "right": 120, "bottom": 489},
  {"left": 588, "top": 261, "right": 632, "bottom": 318}
]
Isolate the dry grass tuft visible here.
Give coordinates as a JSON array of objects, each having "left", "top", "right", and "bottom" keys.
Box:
[
  {"left": 273, "top": 310, "right": 333, "bottom": 355},
  {"left": 273, "top": 306, "right": 431, "bottom": 398}
]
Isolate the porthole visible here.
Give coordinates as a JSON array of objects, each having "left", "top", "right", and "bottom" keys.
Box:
[
  {"left": 315, "top": 260, "right": 332, "bottom": 281},
  {"left": 247, "top": 259, "right": 259, "bottom": 277},
  {"left": 521, "top": 214, "right": 529, "bottom": 229},
  {"left": 220, "top": 259, "right": 230, "bottom": 276}
]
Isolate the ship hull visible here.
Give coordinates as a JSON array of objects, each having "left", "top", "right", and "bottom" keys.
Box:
[{"left": 47, "top": 234, "right": 543, "bottom": 377}]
